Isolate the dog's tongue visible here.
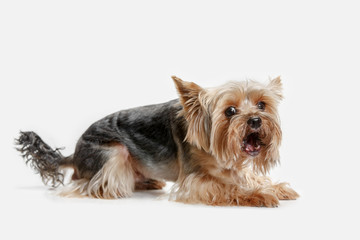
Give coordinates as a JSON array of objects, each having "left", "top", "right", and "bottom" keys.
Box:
[
  {"left": 245, "top": 137, "right": 258, "bottom": 151},
  {"left": 244, "top": 133, "right": 261, "bottom": 156},
  {"left": 245, "top": 143, "right": 256, "bottom": 152}
]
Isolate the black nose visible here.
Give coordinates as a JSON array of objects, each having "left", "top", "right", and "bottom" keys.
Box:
[{"left": 247, "top": 117, "right": 262, "bottom": 129}]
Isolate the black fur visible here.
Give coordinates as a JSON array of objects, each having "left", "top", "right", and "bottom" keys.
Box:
[
  {"left": 72, "top": 99, "right": 184, "bottom": 180},
  {"left": 15, "top": 131, "right": 69, "bottom": 187}
]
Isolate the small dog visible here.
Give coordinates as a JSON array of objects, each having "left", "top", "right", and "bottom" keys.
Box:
[{"left": 16, "top": 76, "right": 298, "bottom": 207}]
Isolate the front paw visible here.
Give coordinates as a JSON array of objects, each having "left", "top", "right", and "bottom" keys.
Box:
[
  {"left": 274, "top": 183, "right": 299, "bottom": 200},
  {"left": 244, "top": 191, "right": 279, "bottom": 207}
]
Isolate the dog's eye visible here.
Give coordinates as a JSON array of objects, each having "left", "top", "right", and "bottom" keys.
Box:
[
  {"left": 225, "top": 106, "right": 237, "bottom": 117},
  {"left": 257, "top": 101, "right": 265, "bottom": 110}
]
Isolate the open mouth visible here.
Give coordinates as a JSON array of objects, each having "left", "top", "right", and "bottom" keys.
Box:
[{"left": 242, "top": 132, "right": 262, "bottom": 156}]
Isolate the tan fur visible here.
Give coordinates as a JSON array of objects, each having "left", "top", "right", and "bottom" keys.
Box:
[
  {"left": 173, "top": 76, "right": 212, "bottom": 152},
  {"left": 170, "top": 172, "right": 280, "bottom": 207},
  {"left": 173, "top": 77, "right": 283, "bottom": 174},
  {"left": 170, "top": 76, "right": 298, "bottom": 207}
]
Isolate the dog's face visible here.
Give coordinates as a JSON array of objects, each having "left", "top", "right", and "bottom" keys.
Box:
[{"left": 173, "top": 76, "right": 283, "bottom": 174}]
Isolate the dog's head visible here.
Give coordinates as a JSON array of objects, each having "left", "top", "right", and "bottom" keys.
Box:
[{"left": 173, "top": 76, "right": 283, "bottom": 174}]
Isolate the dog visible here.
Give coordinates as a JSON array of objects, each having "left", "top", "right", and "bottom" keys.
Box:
[{"left": 16, "top": 76, "right": 298, "bottom": 207}]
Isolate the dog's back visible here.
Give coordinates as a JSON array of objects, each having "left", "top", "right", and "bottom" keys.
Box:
[{"left": 73, "top": 99, "right": 183, "bottom": 182}]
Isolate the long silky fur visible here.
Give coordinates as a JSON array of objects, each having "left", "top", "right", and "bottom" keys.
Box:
[{"left": 15, "top": 131, "right": 65, "bottom": 187}]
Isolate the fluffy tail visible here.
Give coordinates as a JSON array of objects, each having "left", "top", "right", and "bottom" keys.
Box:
[{"left": 15, "top": 131, "right": 72, "bottom": 187}]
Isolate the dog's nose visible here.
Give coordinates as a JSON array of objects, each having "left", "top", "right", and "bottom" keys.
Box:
[{"left": 247, "top": 117, "right": 262, "bottom": 129}]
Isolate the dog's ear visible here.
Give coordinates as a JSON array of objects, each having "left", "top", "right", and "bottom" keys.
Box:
[
  {"left": 267, "top": 76, "right": 283, "bottom": 100},
  {"left": 172, "top": 76, "right": 211, "bottom": 152},
  {"left": 172, "top": 76, "right": 203, "bottom": 110}
]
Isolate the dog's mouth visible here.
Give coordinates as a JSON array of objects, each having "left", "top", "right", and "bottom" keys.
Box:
[{"left": 242, "top": 132, "right": 262, "bottom": 156}]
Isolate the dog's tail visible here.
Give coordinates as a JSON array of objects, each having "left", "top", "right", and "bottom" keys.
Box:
[{"left": 15, "top": 131, "right": 73, "bottom": 187}]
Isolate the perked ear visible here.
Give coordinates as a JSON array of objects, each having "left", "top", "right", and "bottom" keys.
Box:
[
  {"left": 268, "top": 76, "right": 283, "bottom": 100},
  {"left": 171, "top": 76, "right": 211, "bottom": 152},
  {"left": 172, "top": 76, "right": 203, "bottom": 110}
]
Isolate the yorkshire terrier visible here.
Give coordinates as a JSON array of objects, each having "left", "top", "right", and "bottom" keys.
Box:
[{"left": 16, "top": 76, "right": 298, "bottom": 207}]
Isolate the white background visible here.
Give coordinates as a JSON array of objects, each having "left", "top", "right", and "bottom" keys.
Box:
[{"left": 1, "top": 1, "right": 359, "bottom": 239}]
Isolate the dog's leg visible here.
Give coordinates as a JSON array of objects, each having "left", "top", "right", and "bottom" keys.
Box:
[
  {"left": 59, "top": 143, "right": 136, "bottom": 199},
  {"left": 170, "top": 173, "right": 279, "bottom": 207},
  {"left": 238, "top": 168, "right": 299, "bottom": 200},
  {"left": 135, "top": 178, "right": 166, "bottom": 190},
  {"left": 272, "top": 182, "right": 299, "bottom": 200},
  {"left": 132, "top": 168, "right": 166, "bottom": 190}
]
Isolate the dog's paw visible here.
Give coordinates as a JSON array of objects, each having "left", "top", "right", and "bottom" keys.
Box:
[
  {"left": 243, "top": 191, "right": 279, "bottom": 207},
  {"left": 274, "top": 183, "right": 299, "bottom": 200}
]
